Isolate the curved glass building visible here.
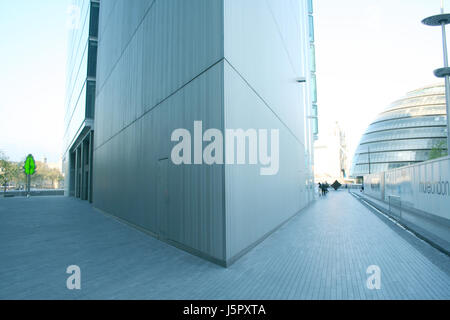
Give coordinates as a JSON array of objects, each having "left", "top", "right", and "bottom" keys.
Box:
[{"left": 351, "top": 83, "right": 448, "bottom": 177}]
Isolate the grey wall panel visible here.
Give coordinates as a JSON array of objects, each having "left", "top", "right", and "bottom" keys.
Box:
[
  {"left": 265, "top": 0, "right": 305, "bottom": 76},
  {"left": 96, "top": 0, "right": 224, "bottom": 148},
  {"left": 222, "top": 0, "right": 313, "bottom": 260},
  {"left": 140, "top": 0, "right": 224, "bottom": 115},
  {"left": 224, "top": 0, "right": 309, "bottom": 144},
  {"left": 93, "top": 62, "right": 226, "bottom": 261},
  {"left": 98, "top": 0, "right": 153, "bottom": 42},
  {"left": 96, "top": 0, "right": 155, "bottom": 91},
  {"left": 224, "top": 62, "right": 311, "bottom": 259},
  {"left": 97, "top": 0, "right": 116, "bottom": 37}
]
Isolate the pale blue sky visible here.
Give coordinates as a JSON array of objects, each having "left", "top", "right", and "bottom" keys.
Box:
[
  {"left": 315, "top": 0, "right": 445, "bottom": 157},
  {"left": 0, "top": 0, "right": 446, "bottom": 164},
  {"left": 0, "top": 0, "right": 68, "bottom": 163}
]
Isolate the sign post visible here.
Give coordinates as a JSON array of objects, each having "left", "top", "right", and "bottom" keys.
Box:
[
  {"left": 23, "top": 154, "right": 36, "bottom": 197},
  {"left": 422, "top": 4, "right": 450, "bottom": 153}
]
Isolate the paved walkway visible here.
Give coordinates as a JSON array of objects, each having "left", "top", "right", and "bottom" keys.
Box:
[{"left": 1, "top": 191, "right": 449, "bottom": 299}]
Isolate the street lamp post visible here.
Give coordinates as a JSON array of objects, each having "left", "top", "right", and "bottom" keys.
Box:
[{"left": 422, "top": 4, "right": 450, "bottom": 153}]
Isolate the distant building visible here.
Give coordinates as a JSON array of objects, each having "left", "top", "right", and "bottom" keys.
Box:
[
  {"left": 47, "top": 162, "right": 63, "bottom": 173},
  {"left": 41, "top": 157, "right": 62, "bottom": 172},
  {"left": 62, "top": 0, "right": 100, "bottom": 202},
  {"left": 314, "top": 122, "right": 349, "bottom": 183},
  {"left": 351, "top": 83, "right": 448, "bottom": 178}
]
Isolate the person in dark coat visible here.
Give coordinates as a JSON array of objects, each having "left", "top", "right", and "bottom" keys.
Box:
[{"left": 320, "top": 182, "right": 327, "bottom": 196}]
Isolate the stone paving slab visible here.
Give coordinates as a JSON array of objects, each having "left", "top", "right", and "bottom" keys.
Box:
[{"left": 0, "top": 192, "right": 449, "bottom": 299}]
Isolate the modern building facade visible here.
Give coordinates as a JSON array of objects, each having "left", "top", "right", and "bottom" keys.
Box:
[
  {"left": 351, "top": 83, "right": 448, "bottom": 178},
  {"left": 308, "top": 0, "right": 319, "bottom": 140},
  {"left": 63, "top": 0, "right": 316, "bottom": 266},
  {"left": 62, "top": 0, "right": 100, "bottom": 202}
]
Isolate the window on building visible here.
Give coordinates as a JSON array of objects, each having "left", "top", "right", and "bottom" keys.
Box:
[
  {"left": 311, "top": 104, "right": 319, "bottom": 135},
  {"left": 309, "top": 44, "right": 316, "bottom": 73},
  {"left": 89, "top": 2, "right": 100, "bottom": 38},
  {"left": 85, "top": 81, "right": 96, "bottom": 119},
  {"left": 87, "top": 40, "right": 98, "bottom": 78},
  {"left": 310, "top": 74, "right": 317, "bottom": 103},
  {"left": 308, "top": 0, "right": 314, "bottom": 14},
  {"left": 308, "top": 15, "right": 315, "bottom": 42}
]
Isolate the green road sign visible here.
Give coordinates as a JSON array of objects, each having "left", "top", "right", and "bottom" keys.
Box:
[{"left": 24, "top": 154, "right": 36, "bottom": 175}]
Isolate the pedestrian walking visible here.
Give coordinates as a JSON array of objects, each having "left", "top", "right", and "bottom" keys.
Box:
[{"left": 320, "top": 182, "right": 327, "bottom": 196}]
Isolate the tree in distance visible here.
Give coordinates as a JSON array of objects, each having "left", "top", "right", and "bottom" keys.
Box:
[{"left": 428, "top": 140, "right": 448, "bottom": 160}]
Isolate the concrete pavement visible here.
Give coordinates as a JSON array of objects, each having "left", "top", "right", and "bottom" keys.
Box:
[{"left": 0, "top": 191, "right": 449, "bottom": 299}]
